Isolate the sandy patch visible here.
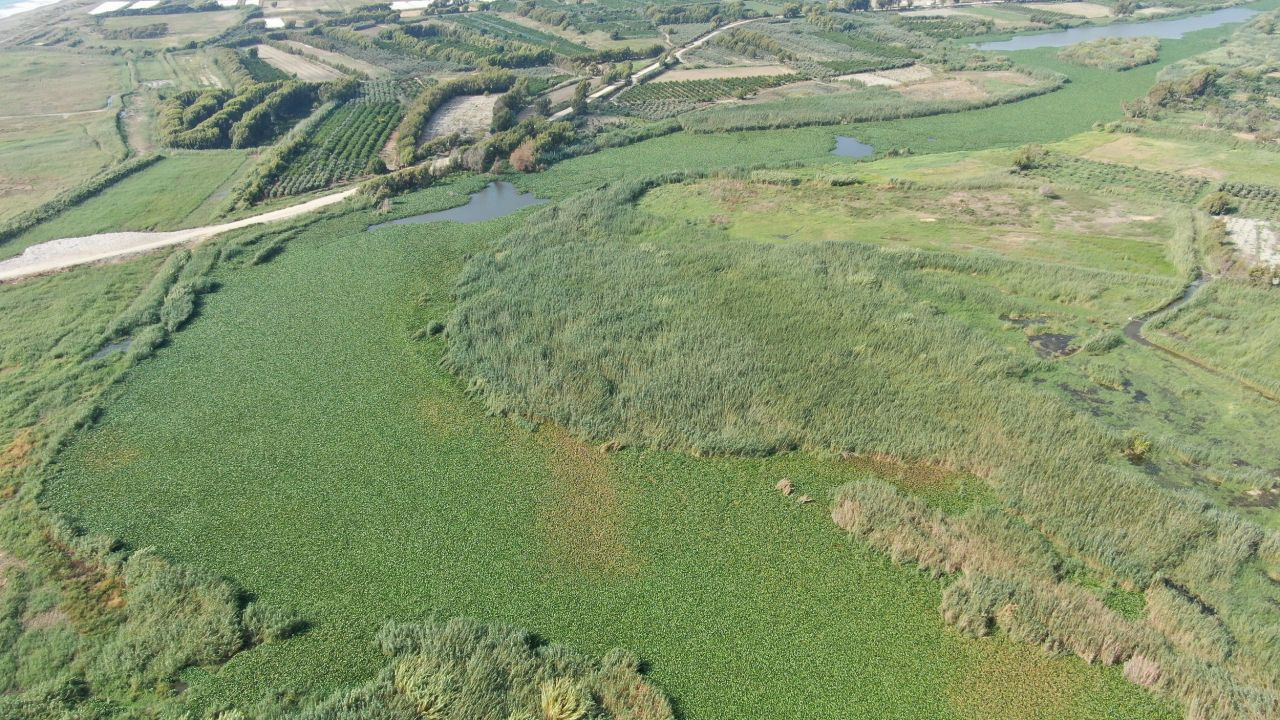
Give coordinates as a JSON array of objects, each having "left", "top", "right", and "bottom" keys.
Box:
[
  {"left": 1136, "top": 6, "right": 1178, "bottom": 16},
  {"left": 651, "top": 64, "right": 793, "bottom": 82},
  {"left": 1025, "top": 2, "right": 1112, "bottom": 18},
  {"left": 255, "top": 44, "right": 346, "bottom": 82},
  {"left": 424, "top": 94, "right": 499, "bottom": 140},
  {"left": 960, "top": 70, "right": 1038, "bottom": 87},
  {"left": 1223, "top": 217, "right": 1280, "bottom": 266},
  {"left": 896, "top": 78, "right": 987, "bottom": 102},
  {"left": 840, "top": 64, "right": 933, "bottom": 87}
]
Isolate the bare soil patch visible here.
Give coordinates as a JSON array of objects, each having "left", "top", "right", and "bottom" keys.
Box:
[
  {"left": 957, "top": 70, "right": 1039, "bottom": 87},
  {"left": 255, "top": 44, "right": 346, "bottom": 82},
  {"left": 1025, "top": 2, "right": 1112, "bottom": 17},
  {"left": 424, "top": 94, "right": 499, "bottom": 140},
  {"left": 840, "top": 64, "right": 935, "bottom": 88},
  {"left": 280, "top": 40, "right": 389, "bottom": 78},
  {"left": 652, "top": 64, "right": 793, "bottom": 82},
  {"left": 1223, "top": 217, "right": 1280, "bottom": 266},
  {"left": 895, "top": 77, "right": 988, "bottom": 102}
]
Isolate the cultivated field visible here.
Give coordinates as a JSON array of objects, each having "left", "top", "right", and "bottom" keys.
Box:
[
  {"left": 280, "top": 40, "right": 390, "bottom": 78},
  {"left": 423, "top": 94, "right": 499, "bottom": 139},
  {"left": 255, "top": 44, "right": 347, "bottom": 82},
  {"left": 650, "top": 64, "right": 793, "bottom": 82}
]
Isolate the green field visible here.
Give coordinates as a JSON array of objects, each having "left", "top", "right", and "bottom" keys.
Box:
[
  {"left": 48, "top": 181, "right": 1177, "bottom": 720},
  {"left": 6, "top": 4, "right": 1280, "bottom": 720},
  {"left": 0, "top": 151, "right": 249, "bottom": 260}
]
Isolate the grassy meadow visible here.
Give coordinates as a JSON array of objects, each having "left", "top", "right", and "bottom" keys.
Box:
[
  {"left": 0, "top": 152, "right": 250, "bottom": 260},
  {"left": 10, "top": 7, "right": 1280, "bottom": 719},
  {"left": 46, "top": 182, "right": 1177, "bottom": 720}
]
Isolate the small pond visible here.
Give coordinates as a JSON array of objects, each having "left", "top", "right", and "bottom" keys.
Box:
[
  {"left": 367, "top": 181, "right": 545, "bottom": 231},
  {"left": 91, "top": 339, "right": 131, "bottom": 360},
  {"left": 972, "top": 7, "right": 1258, "bottom": 51},
  {"left": 832, "top": 136, "right": 875, "bottom": 158}
]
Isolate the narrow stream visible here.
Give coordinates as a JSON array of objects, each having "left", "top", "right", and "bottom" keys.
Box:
[{"left": 1124, "top": 276, "right": 1205, "bottom": 347}]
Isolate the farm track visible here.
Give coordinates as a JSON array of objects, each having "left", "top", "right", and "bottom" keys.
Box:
[
  {"left": 549, "top": 17, "right": 765, "bottom": 119},
  {"left": 1125, "top": 276, "right": 1280, "bottom": 403},
  {"left": 0, "top": 188, "right": 359, "bottom": 283}
]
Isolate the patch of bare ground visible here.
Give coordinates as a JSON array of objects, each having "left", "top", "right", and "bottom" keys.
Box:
[
  {"left": 839, "top": 64, "right": 934, "bottom": 87},
  {"left": 895, "top": 78, "right": 988, "bottom": 103},
  {"left": 1026, "top": 1, "right": 1113, "bottom": 17},
  {"left": 280, "top": 40, "right": 388, "bottom": 78},
  {"left": 651, "top": 64, "right": 793, "bottom": 82},
  {"left": 0, "top": 551, "right": 29, "bottom": 589},
  {"left": 1223, "top": 216, "right": 1280, "bottom": 266},
  {"left": 23, "top": 607, "right": 68, "bottom": 631},
  {"left": 381, "top": 127, "right": 402, "bottom": 171},
  {"left": 840, "top": 451, "right": 970, "bottom": 495},
  {"left": 255, "top": 44, "right": 346, "bottom": 82},
  {"left": 424, "top": 94, "right": 499, "bottom": 141},
  {"left": 940, "top": 189, "right": 1024, "bottom": 223},
  {"left": 1, "top": 428, "right": 35, "bottom": 475},
  {"left": 956, "top": 70, "right": 1039, "bottom": 87},
  {"left": 535, "top": 427, "right": 636, "bottom": 576}
]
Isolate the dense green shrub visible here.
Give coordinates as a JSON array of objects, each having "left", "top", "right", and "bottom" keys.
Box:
[{"left": 292, "top": 618, "right": 673, "bottom": 720}]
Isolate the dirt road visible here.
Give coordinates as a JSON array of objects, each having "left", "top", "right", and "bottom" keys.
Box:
[
  {"left": 550, "top": 17, "right": 764, "bottom": 119},
  {"left": 0, "top": 188, "right": 359, "bottom": 282}
]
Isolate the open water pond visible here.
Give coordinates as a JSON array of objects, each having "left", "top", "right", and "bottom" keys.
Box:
[
  {"left": 833, "top": 136, "right": 875, "bottom": 158},
  {"left": 367, "top": 181, "right": 544, "bottom": 231},
  {"left": 972, "top": 7, "right": 1258, "bottom": 51}
]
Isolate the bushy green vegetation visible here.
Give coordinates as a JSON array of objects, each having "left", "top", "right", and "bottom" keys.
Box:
[
  {"left": 677, "top": 69, "right": 1065, "bottom": 132},
  {"left": 1149, "top": 279, "right": 1280, "bottom": 395},
  {"left": 448, "top": 12, "right": 593, "bottom": 57},
  {"left": 158, "top": 81, "right": 322, "bottom": 150},
  {"left": 270, "top": 96, "right": 400, "bottom": 198},
  {"left": 613, "top": 74, "right": 803, "bottom": 118},
  {"left": 47, "top": 182, "right": 1177, "bottom": 720},
  {"left": 1059, "top": 37, "right": 1161, "bottom": 70},
  {"left": 293, "top": 618, "right": 672, "bottom": 720},
  {"left": 444, "top": 174, "right": 1280, "bottom": 718}
]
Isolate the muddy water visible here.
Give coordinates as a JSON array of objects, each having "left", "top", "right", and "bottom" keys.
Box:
[
  {"left": 366, "top": 182, "right": 545, "bottom": 231},
  {"left": 1124, "top": 276, "right": 1206, "bottom": 347},
  {"left": 973, "top": 7, "right": 1257, "bottom": 51},
  {"left": 91, "top": 339, "right": 132, "bottom": 360},
  {"left": 832, "top": 136, "right": 875, "bottom": 158}
]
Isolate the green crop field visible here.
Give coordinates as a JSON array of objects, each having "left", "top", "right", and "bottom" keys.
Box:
[{"left": 48, "top": 181, "right": 1177, "bottom": 720}]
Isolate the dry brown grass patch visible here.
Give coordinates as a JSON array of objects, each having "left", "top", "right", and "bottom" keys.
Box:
[
  {"left": 1, "top": 428, "right": 35, "bottom": 474},
  {"left": 840, "top": 451, "right": 970, "bottom": 494},
  {"left": 535, "top": 427, "right": 636, "bottom": 576}
]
